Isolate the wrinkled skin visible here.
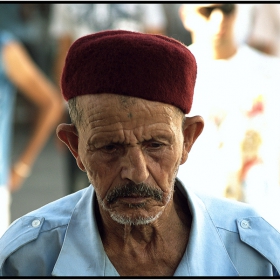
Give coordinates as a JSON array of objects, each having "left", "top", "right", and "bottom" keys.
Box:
[{"left": 57, "top": 93, "right": 204, "bottom": 276}]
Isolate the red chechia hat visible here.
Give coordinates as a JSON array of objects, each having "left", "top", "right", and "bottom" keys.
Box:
[{"left": 61, "top": 30, "right": 197, "bottom": 114}]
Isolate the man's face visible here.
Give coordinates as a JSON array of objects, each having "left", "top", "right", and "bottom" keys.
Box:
[
  {"left": 74, "top": 94, "right": 187, "bottom": 225},
  {"left": 180, "top": 4, "right": 237, "bottom": 45}
]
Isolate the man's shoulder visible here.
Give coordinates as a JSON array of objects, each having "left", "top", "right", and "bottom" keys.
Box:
[
  {"left": 198, "top": 193, "right": 263, "bottom": 227},
  {"left": 178, "top": 180, "right": 264, "bottom": 232},
  {"left": 200, "top": 194, "right": 280, "bottom": 275},
  {"left": 198, "top": 192, "right": 280, "bottom": 242},
  {"left": 194, "top": 191, "right": 280, "bottom": 237},
  {"left": 0, "top": 187, "right": 88, "bottom": 269}
]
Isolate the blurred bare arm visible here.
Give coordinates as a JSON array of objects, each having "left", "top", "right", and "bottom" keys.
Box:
[{"left": 3, "top": 41, "right": 64, "bottom": 192}]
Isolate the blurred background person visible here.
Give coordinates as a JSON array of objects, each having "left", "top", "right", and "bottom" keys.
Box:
[
  {"left": 178, "top": 3, "right": 280, "bottom": 229},
  {"left": 48, "top": 3, "right": 167, "bottom": 194},
  {"left": 0, "top": 29, "right": 63, "bottom": 237},
  {"left": 247, "top": 4, "right": 280, "bottom": 57}
]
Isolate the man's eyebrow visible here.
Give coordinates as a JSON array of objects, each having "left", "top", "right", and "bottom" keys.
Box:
[
  {"left": 145, "top": 134, "right": 174, "bottom": 143},
  {"left": 87, "top": 128, "right": 175, "bottom": 145},
  {"left": 86, "top": 137, "right": 114, "bottom": 148}
]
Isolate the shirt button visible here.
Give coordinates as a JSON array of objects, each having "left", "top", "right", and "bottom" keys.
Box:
[
  {"left": 32, "top": 219, "right": 41, "bottom": 228},
  {"left": 240, "top": 219, "right": 250, "bottom": 229}
]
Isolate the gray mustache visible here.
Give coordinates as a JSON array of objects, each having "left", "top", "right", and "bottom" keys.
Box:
[{"left": 106, "top": 182, "right": 163, "bottom": 204}]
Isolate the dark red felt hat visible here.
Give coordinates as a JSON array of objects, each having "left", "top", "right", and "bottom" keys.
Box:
[{"left": 61, "top": 30, "right": 197, "bottom": 113}]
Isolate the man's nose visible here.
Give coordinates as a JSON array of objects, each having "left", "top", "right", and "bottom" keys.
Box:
[{"left": 120, "top": 146, "right": 149, "bottom": 184}]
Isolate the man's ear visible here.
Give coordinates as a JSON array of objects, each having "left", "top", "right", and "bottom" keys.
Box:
[
  {"left": 180, "top": 115, "right": 204, "bottom": 164},
  {"left": 56, "top": 123, "right": 86, "bottom": 171}
]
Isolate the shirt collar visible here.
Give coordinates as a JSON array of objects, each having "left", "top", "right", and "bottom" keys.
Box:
[
  {"left": 52, "top": 186, "right": 118, "bottom": 276},
  {"left": 52, "top": 181, "right": 239, "bottom": 276},
  {"left": 174, "top": 180, "right": 239, "bottom": 276}
]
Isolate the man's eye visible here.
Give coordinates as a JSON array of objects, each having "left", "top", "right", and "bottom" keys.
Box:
[
  {"left": 101, "top": 144, "right": 117, "bottom": 153},
  {"left": 148, "top": 142, "right": 163, "bottom": 149}
]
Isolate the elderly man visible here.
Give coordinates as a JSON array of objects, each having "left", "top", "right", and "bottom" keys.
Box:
[{"left": 0, "top": 30, "right": 279, "bottom": 276}]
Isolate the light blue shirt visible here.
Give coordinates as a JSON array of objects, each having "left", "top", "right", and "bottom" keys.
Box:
[
  {"left": 0, "top": 179, "right": 279, "bottom": 276},
  {"left": 0, "top": 30, "right": 16, "bottom": 187}
]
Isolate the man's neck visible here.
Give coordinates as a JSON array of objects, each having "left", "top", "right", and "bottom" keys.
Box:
[{"left": 95, "top": 189, "right": 192, "bottom": 276}]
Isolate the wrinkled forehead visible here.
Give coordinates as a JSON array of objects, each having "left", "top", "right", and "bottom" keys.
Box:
[
  {"left": 76, "top": 93, "right": 183, "bottom": 123},
  {"left": 78, "top": 93, "right": 181, "bottom": 112}
]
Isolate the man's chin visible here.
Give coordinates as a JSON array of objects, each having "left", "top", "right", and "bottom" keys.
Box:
[{"left": 109, "top": 210, "right": 163, "bottom": 226}]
